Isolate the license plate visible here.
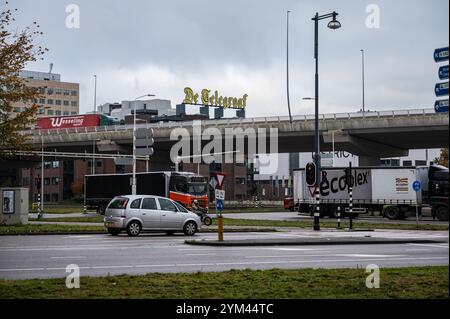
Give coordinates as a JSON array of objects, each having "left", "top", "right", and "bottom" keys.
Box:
[{"left": 106, "top": 222, "right": 115, "bottom": 227}]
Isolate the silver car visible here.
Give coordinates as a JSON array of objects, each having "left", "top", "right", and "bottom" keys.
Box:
[{"left": 104, "top": 195, "right": 201, "bottom": 237}]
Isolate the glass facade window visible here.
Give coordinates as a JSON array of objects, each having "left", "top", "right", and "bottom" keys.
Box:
[
  {"left": 51, "top": 177, "right": 59, "bottom": 185},
  {"left": 52, "top": 161, "right": 59, "bottom": 168},
  {"left": 39, "top": 108, "right": 45, "bottom": 114},
  {"left": 47, "top": 88, "right": 54, "bottom": 95},
  {"left": 403, "top": 160, "right": 413, "bottom": 166},
  {"left": 71, "top": 112, "right": 77, "bottom": 115},
  {"left": 63, "top": 90, "right": 70, "bottom": 96},
  {"left": 55, "top": 110, "right": 61, "bottom": 115},
  {"left": 56, "top": 100, "right": 61, "bottom": 105},
  {"left": 47, "top": 109, "right": 53, "bottom": 115},
  {"left": 63, "top": 111, "right": 69, "bottom": 115},
  {"left": 63, "top": 100, "right": 69, "bottom": 106},
  {"left": 39, "top": 87, "right": 45, "bottom": 94},
  {"left": 71, "top": 101, "right": 77, "bottom": 107},
  {"left": 55, "top": 88, "right": 62, "bottom": 95},
  {"left": 47, "top": 99, "right": 53, "bottom": 105},
  {"left": 39, "top": 98, "right": 46, "bottom": 104},
  {"left": 71, "top": 90, "right": 78, "bottom": 96},
  {"left": 415, "top": 160, "right": 427, "bottom": 166},
  {"left": 44, "top": 178, "right": 50, "bottom": 185}
]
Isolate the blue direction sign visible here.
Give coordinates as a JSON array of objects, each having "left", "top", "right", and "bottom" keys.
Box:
[
  {"left": 439, "top": 65, "right": 449, "bottom": 80},
  {"left": 435, "top": 99, "right": 449, "bottom": 113},
  {"left": 434, "top": 47, "right": 449, "bottom": 62},
  {"left": 412, "top": 181, "right": 421, "bottom": 192},
  {"left": 216, "top": 199, "right": 224, "bottom": 211},
  {"left": 435, "top": 82, "right": 449, "bottom": 97}
]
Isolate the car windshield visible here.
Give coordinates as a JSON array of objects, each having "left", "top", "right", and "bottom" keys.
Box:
[
  {"left": 174, "top": 201, "right": 190, "bottom": 213},
  {"left": 108, "top": 197, "right": 129, "bottom": 209},
  {"left": 188, "top": 183, "right": 207, "bottom": 195}
]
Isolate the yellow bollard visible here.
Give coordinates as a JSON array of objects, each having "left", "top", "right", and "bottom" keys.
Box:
[{"left": 217, "top": 215, "right": 224, "bottom": 241}]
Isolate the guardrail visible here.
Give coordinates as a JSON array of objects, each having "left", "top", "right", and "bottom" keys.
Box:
[{"left": 27, "top": 108, "right": 441, "bottom": 137}]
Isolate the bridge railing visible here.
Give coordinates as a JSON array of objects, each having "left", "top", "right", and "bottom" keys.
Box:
[{"left": 29, "top": 108, "right": 440, "bottom": 136}]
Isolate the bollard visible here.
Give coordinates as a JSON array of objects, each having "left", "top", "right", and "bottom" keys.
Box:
[
  {"left": 217, "top": 216, "right": 224, "bottom": 241},
  {"left": 83, "top": 205, "right": 87, "bottom": 214},
  {"left": 337, "top": 206, "right": 341, "bottom": 228},
  {"left": 349, "top": 186, "right": 353, "bottom": 230}
]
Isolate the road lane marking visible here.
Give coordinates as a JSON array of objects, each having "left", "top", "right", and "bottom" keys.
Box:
[
  {"left": 189, "top": 253, "right": 216, "bottom": 256},
  {"left": 407, "top": 243, "right": 449, "bottom": 249},
  {"left": 50, "top": 256, "right": 87, "bottom": 259},
  {"left": 267, "top": 248, "right": 330, "bottom": 251},
  {"left": 334, "top": 254, "right": 405, "bottom": 258}
]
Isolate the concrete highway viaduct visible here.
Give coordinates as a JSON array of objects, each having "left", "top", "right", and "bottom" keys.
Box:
[{"left": 8, "top": 108, "right": 449, "bottom": 169}]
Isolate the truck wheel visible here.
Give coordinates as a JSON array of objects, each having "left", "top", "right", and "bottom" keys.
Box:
[
  {"left": 126, "top": 221, "right": 142, "bottom": 237},
  {"left": 97, "top": 205, "right": 106, "bottom": 215},
  {"left": 384, "top": 206, "right": 401, "bottom": 220},
  {"left": 435, "top": 206, "right": 449, "bottom": 221},
  {"left": 331, "top": 205, "right": 345, "bottom": 219}
]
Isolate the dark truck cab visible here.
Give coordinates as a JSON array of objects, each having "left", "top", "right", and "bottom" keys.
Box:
[{"left": 427, "top": 165, "right": 449, "bottom": 220}]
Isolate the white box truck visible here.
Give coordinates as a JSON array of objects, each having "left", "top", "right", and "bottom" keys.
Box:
[{"left": 290, "top": 165, "right": 448, "bottom": 221}]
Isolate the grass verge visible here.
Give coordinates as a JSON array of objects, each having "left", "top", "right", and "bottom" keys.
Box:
[
  {"left": 0, "top": 266, "right": 447, "bottom": 299},
  {"left": 221, "top": 218, "right": 449, "bottom": 231},
  {"left": 0, "top": 224, "right": 106, "bottom": 235},
  {"left": 29, "top": 216, "right": 104, "bottom": 223}
]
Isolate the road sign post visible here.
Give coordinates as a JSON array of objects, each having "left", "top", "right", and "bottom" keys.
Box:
[
  {"left": 213, "top": 172, "right": 226, "bottom": 241},
  {"left": 412, "top": 180, "right": 421, "bottom": 229}
]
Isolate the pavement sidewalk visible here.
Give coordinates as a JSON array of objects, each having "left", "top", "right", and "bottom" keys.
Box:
[{"left": 185, "top": 228, "right": 449, "bottom": 246}]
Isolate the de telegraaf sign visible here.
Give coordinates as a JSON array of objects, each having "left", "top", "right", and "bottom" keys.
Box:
[{"left": 183, "top": 87, "right": 248, "bottom": 110}]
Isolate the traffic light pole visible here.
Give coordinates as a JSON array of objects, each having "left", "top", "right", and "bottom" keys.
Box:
[{"left": 313, "top": 14, "right": 321, "bottom": 231}]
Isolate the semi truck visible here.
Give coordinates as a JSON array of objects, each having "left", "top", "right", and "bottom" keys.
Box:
[
  {"left": 36, "top": 114, "right": 120, "bottom": 130},
  {"left": 85, "top": 171, "right": 208, "bottom": 214},
  {"left": 287, "top": 165, "right": 448, "bottom": 221}
]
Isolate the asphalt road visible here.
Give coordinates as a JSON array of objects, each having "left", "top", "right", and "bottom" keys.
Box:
[{"left": 0, "top": 230, "right": 448, "bottom": 280}]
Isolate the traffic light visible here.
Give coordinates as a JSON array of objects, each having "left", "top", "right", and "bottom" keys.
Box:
[
  {"left": 135, "top": 128, "right": 154, "bottom": 157},
  {"left": 305, "top": 162, "right": 316, "bottom": 186}
]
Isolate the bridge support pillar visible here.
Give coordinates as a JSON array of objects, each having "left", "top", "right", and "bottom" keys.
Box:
[{"left": 359, "top": 156, "right": 380, "bottom": 166}]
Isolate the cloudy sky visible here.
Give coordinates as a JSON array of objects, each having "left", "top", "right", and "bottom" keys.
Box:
[{"left": 10, "top": 0, "right": 449, "bottom": 117}]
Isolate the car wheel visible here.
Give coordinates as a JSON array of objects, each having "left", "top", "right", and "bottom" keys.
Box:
[
  {"left": 183, "top": 221, "right": 197, "bottom": 236},
  {"left": 435, "top": 206, "right": 449, "bottom": 221},
  {"left": 203, "top": 216, "right": 212, "bottom": 226},
  {"left": 126, "top": 221, "right": 142, "bottom": 237},
  {"left": 107, "top": 228, "right": 121, "bottom": 236}
]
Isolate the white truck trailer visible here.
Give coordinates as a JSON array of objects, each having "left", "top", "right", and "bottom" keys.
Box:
[{"left": 292, "top": 165, "right": 449, "bottom": 221}]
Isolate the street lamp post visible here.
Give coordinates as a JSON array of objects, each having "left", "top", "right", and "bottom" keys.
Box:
[
  {"left": 311, "top": 11, "right": 341, "bottom": 231},
  {"left": 360, "top": 49, "right": 365, "bottom": 113},
  {"left": 93, "top": 75, "right": 97, "bottom": 114},
  {"left": 132, "top": 94, "right": 155, "bottom": 195}
]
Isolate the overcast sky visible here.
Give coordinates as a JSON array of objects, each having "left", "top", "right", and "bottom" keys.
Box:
[{"left": 10, "top": 0, "right": 450, "bottom": 117}]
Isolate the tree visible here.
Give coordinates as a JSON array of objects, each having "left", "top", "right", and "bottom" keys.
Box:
[
  {"left": 0, "top": 1, "right": 47, "bottom": 157},
  {"left": 434, "top": 148, "right": 449, "bottom": 168}
]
